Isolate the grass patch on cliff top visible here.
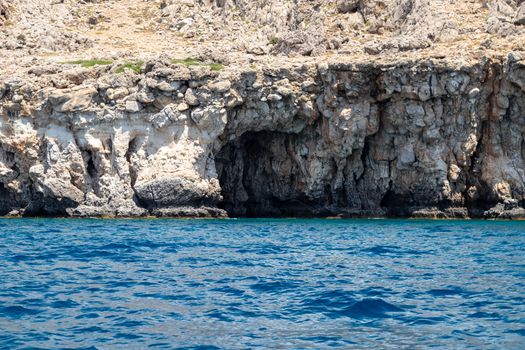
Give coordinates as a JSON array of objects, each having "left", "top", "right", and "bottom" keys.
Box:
[
  {"left": 171, "top": 58, "right": 224, "bottom": 71},
  {"left": 208, "top": 63, "right": 224, "bottom": 71},
  {"left": 63, "top": 59, "right": 113, "bottom": 68},
  {"left": 116, "top": 61, "right": 144, "bottom": 74},
  {"left": 171, "top": 58, "right": 201, "bottom": 66}
]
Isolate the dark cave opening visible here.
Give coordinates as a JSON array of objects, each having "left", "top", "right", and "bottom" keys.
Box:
[
  {"left": 216, "top": 131, "right": 327, "bottom": 217},
  {"left": 0, "top": 183, "right": 18, "bottom": 216}
]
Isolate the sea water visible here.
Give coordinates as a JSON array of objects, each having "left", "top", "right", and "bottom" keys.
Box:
[{"left": 0, "top": 219, "right": 524, "bottom": 349}]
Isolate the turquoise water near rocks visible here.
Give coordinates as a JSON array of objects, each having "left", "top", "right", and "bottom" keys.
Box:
[{"left": 0, "top": 218, "right": 524, "bottom": 349}]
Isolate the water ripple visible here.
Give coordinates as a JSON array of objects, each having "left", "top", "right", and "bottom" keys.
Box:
[{"left": 0, "top": 218, "right": 524, "bottom": 349}]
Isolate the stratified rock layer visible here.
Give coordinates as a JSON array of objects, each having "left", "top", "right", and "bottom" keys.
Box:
[{"left": 1, "top": 56, "right": 525, "bottom": 218}]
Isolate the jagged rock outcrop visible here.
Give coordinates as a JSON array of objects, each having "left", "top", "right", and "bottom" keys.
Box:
[
  {"left": 160, "top": 0, "right": 525, "bottom": 57},
  {"left": 0, "top": 0, "right": 91, "bottom": 51},
  {"left": 162, "top": 0, "right": 408, "bottom": 56},
  {"left": 486, "top": 0, "right": 525, "bottom": 35},
  {"left": 1, "top": 55, "right": 525, "bottom": 218},
  {"left": 0, "top": 1, "right": 12, "bottom": 24}
]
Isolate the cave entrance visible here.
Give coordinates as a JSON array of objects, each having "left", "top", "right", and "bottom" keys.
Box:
[
  {"left": 0, "top": 183, "right": 18, "bottom": 216},
  {"left": 215, "top": 131, "right": 320, "bottom": 217}
]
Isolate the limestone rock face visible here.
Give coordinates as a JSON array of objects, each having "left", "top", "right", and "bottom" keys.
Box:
[{"left": 1, "top": 57, "right": 525, "bottom": 218}]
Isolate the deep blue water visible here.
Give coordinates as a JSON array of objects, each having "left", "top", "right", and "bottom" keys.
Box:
[{"left": 0, "top": 219, "right": 524, "bottom": 349}]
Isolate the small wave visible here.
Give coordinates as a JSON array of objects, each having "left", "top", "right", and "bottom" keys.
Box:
[
  {"left": 44, "top": 228, "right": 63, "bottom": 234},
  {"left": 250, "top": 279, "right": 299, "bottom": 293},
  {"left": 301, "top": 290, "right": 356, "bottom": 313},
  {"left": 133, "top": 292, "right": 199, "bottom": 301},
  {"left": 125, "top": 239, "right": 164, "bottom": 250},
  {"left": 360, "top": 245, "right": 430, "bottom": 256},
  {"left": 468, "top": 311, "right": 501, "bottom": 319},
  {"left": 74, "top": 326, "right": 108, "bottom": 334},
  {"left": 112, "top": 280, "right": 141, "bottom": 288},
  {"left": 66, "top": 249, "right": 119, "bottom": 259},
  {"left": 358, "top": 287, "right": 394, "bottom": 297},
  {"left": 75, "top": 312, "right": 100, "bottom": 319},
  {"left": 299, "top": 335, "right": 355, "bottom": 345},
  {"left": 205, "top": 309, "right": 234, "bottom": 322},
  {"left": 210, "top": 286, "right": 245, "bottom": 296},
  {"left": 0, "top": 305, "right": 42, "bottom": 318},
  {"left": 427, "top": 286, "right": 469, "bottom": 297},
  {"left": 402, "top": 315, "right": 450, "bottom": 325},
  {"left": 505, "top": 329, "right": 525, "bottom": 336},
  {"left": 174, "top": 346, "right": 222, "bottom": 350},
  {"left": 236, "top": 244, "right": 287, "bottom": 255},
  {"left": 226, "top": 306, "right": 265, "bottom": 319},
  {"left": 114, "top": 332, "right": 143, "bottom": 340},
  {"left": 361, "top": 245, "right": 400, "bottom": 254},
  {"left": 300, "top": 291, "right": 402, "bottom": 319},
  {"left": 425, "top": 225, "right": 454, "bottom": 233},
  {"left": 113, "top": 319, "right": 148, "bottom": 327},
  {"left": 49, "top": 299, "right": 79, "bottom": 309},
  {"left": 178, "top": 257, "right": 213, "bottom": 264},
  {"left": 222, "top": 259, "right": 257, "bottom": 267},
  {"left": 148, "top": 342, "right": 172, "bottom": 349},
  {"left": 11, "top": 253, "right": 58, "bottom": 262},
  {"left": 16, "top": 298, "right": 45, "bottom": 308},
  {"left": 99, "top": 243, "right": 132, "bottom": 250},
  {"left": 343, "top": 298, "right": 403, "bottom": 318}
]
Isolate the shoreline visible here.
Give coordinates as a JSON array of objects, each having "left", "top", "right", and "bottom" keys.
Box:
[{"left": 2, "top": 208, "right": 525, "bottom": 220}]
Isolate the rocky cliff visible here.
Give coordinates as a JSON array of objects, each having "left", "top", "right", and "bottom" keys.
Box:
[
  {"left": 1, "top": 0, "right": 525, "bottom": 218},
  {"left": 1, "top": 55, "right": 525, "bottom": 218}
]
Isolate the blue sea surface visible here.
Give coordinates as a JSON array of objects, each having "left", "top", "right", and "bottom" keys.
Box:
[{"left": 0, "top": 218, "right": 524, "bottom": 349}]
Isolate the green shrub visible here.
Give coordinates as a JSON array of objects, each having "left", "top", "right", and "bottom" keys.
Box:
[
  {"left": 209, "top": 63, "right": 224, "bottom": 71},
  {"left": 63, "top": 59, "right": 113, "bottom": 68},
  {"left": 116, "top": 61, "right": 144, "bottom": 74},
  {"left": 171, "top": 58, "right": 224, "bottom": 71},
  {"left": 171, "top": 58, "right": 202, "bottom": 66}
]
